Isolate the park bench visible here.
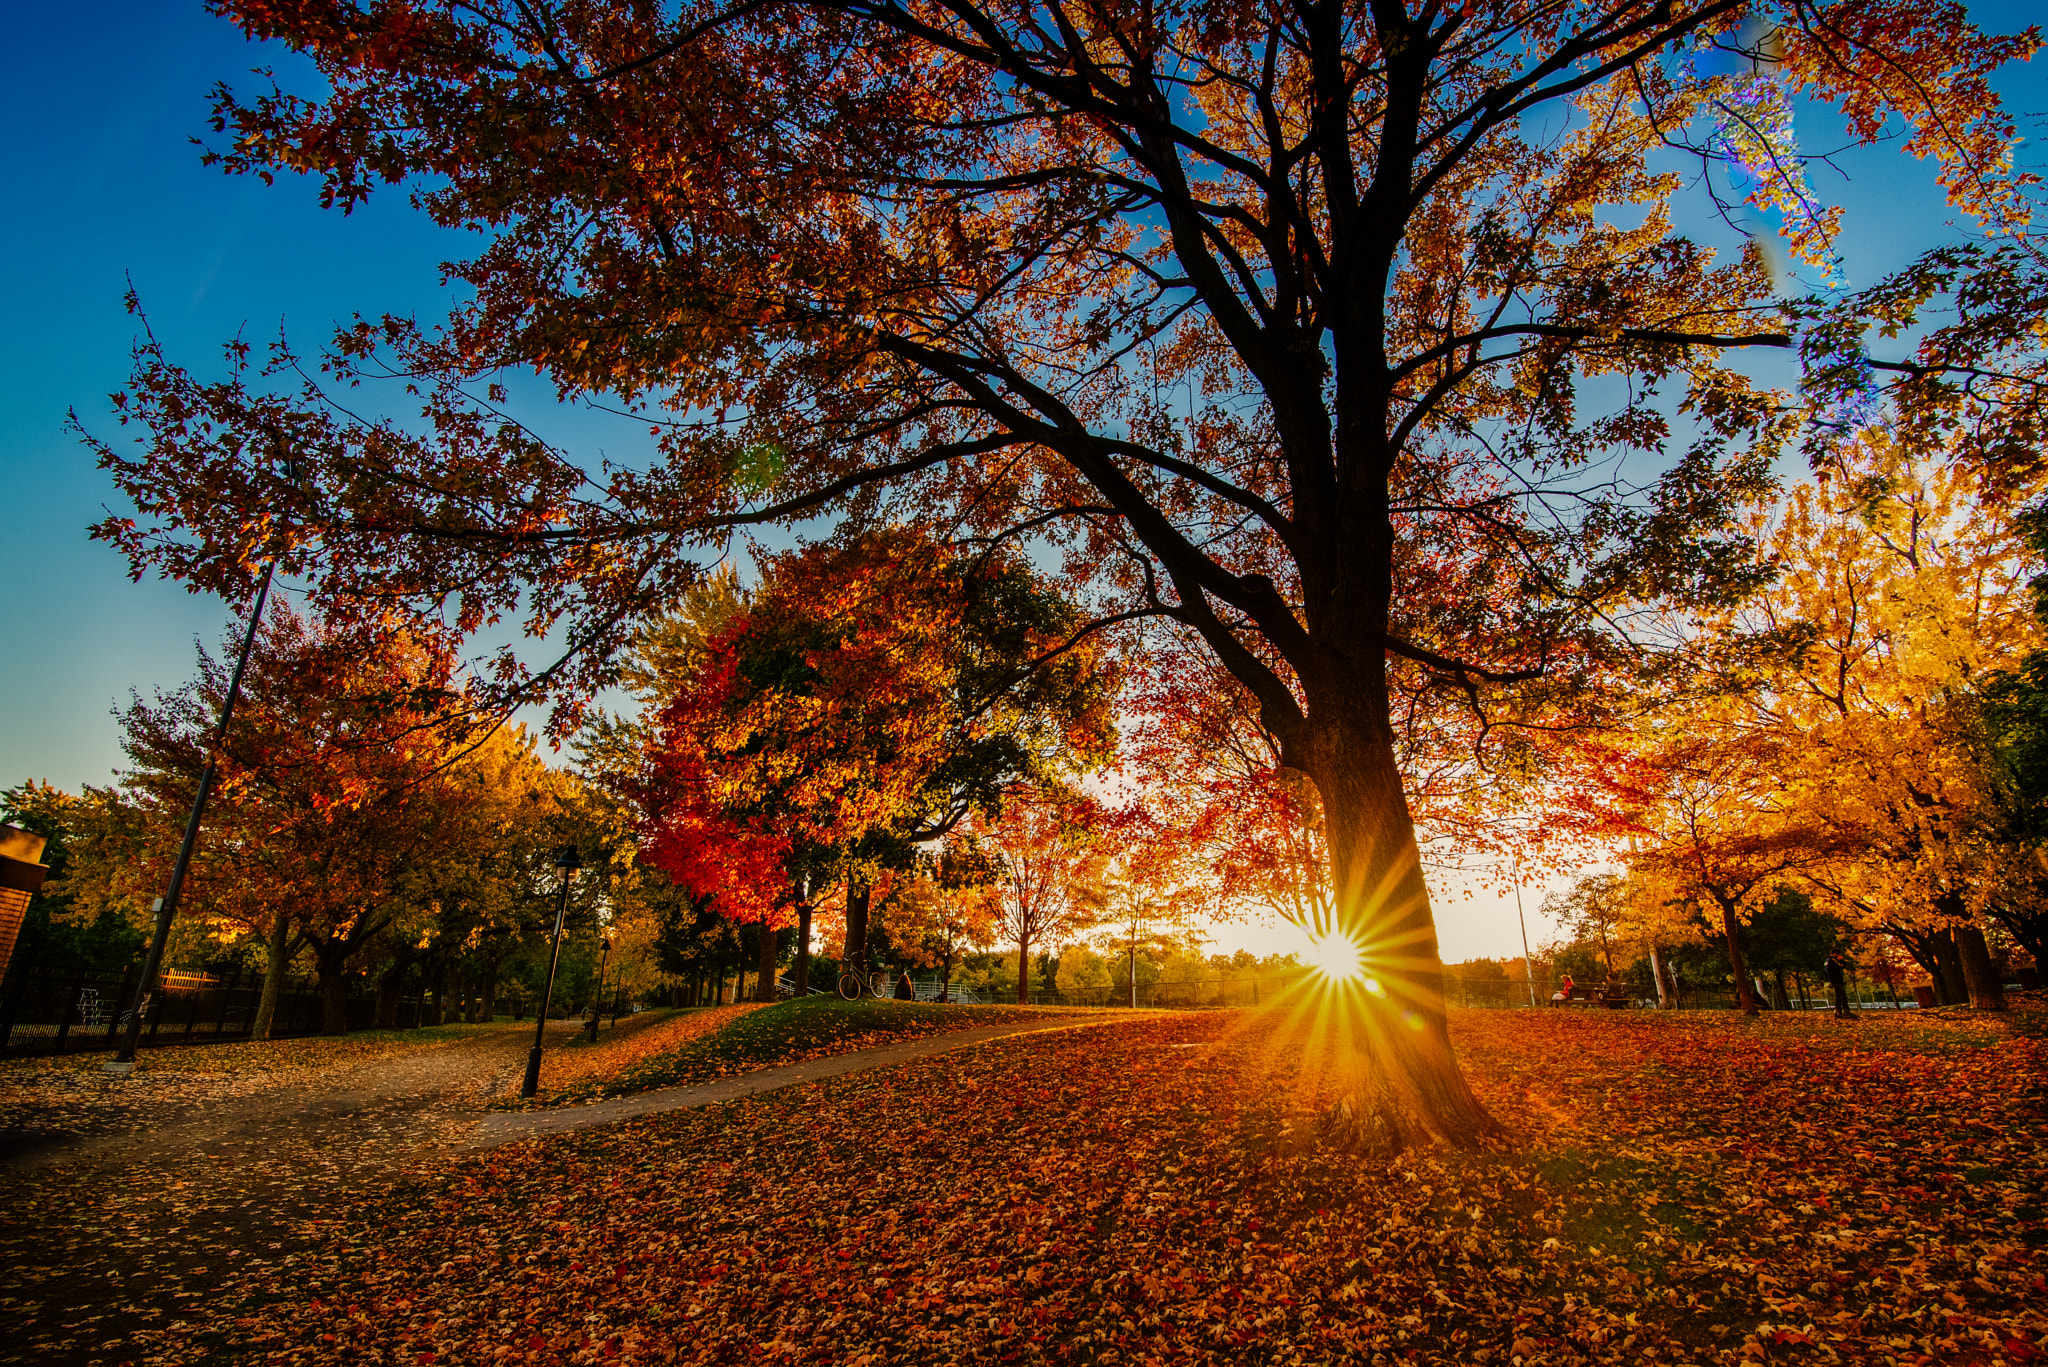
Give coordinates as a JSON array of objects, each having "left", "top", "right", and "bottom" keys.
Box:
[
  {"left": 1550, "top": 984, "right": 1629, "bottom": 1009},
  {"left": 912, "top": 978, "right": 981, "bottom": 1004}
]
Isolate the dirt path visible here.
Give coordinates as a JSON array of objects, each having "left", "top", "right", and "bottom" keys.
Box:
[{"left": 0, "top": 1022, "right": 561, "bottom": 1367}]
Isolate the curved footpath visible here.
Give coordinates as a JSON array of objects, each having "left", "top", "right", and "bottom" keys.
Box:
[{"left": 472, "top": 1013, "right": 1122, "bottom": 1146}]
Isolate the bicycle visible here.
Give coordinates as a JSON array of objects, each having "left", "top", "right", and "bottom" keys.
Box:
[{"left": 836, "top": 961, "right": 894, "bottom": 1001}]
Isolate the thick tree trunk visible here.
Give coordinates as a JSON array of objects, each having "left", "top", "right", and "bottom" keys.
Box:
[
  {"left": 1649, "top": 946, "right": 1673, "bottom": 1009},
  {"left": 843, "top": 876, "right": 871, "bottom": 965},
  {"left": 477, "top": 959, "right": 501, "bottom": 1022},
  {"left": 794, "top": 902, "right": 813, "bottom": 997},
  {"left": 375, "top": 953, "right": 413, "bottom": 1029},
  {"left": 756, "top": 923, "right": 779, "bottom": 1002},
  {"left": 1955, "top": 924, "right": 2007, "bottom": 1011},
  {"left": 252, "top": 909, "right": 290, "bottom": 1040},
  {"left": 1300, "top": 695, "right": 1502, "bottom": 1146},
  {"left": 1928, "top": 929, "right": 1968, "bottom": 1005},
  {"left": 1016, "top": 934, "right": 1031, "bottom": 1005},
  {"left": 316, "top": 955, "right": 351, "bottom": 1036},
  {"left": 1717, "top": 901, "right": 1758, "bottom": 1017}
]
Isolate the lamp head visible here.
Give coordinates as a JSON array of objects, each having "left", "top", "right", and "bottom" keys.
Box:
[{"left": 555, "top": 845, "right": 583, "bottom": 875}]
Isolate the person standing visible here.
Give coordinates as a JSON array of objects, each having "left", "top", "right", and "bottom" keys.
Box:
[{"left": 1823, "top": 952, "right": 1854, "bottom": 1021}]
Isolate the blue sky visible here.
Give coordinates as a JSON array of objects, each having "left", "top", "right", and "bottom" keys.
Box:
[
  {"left": 1, "top": 4, "right": 474, "bottom": 792},
  {"left": 1, "top": 3, "right": 2042, "bottom": 960}
]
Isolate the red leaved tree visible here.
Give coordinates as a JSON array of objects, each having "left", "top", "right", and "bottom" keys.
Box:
[{"left": 635, "top": 531, "right": 979, "bottom": 991}]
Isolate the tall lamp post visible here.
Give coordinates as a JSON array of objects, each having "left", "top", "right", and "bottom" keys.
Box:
[
  {"left": 1513, "top": 871, "right": 1538, "bottom": 1009},
  {"left": 109, "top": 561, "right": 278, "bottom": 1072},
  {"left": 522, "top": 845, "right": 581, "bottom": 1097},
  {"left": 1126, "top": 899, "right": 1151, "bottom": 1010}
]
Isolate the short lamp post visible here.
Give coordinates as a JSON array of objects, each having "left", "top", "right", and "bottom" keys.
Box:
[{"left": 522, "top": 845, "right": 581, "bottom": 1098}]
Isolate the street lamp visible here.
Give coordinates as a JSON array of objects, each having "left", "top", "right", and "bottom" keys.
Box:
[
  {"left": 522, "top": 844, "right": 581, "bottom": 1098},
  {"left": 1512, "top": 870, "right": 1538, "bottom": 1009},
  {"left": 1126, "top": 899, "right": 1149, "bottom": 1010},
  {"left": 109, "top": 561, "right": 278, "bottom": 1072}
]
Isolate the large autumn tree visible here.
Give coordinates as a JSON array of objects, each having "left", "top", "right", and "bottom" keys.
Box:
[{"left": 89, "top": 0, "right": 2045, "bottom": 1139}]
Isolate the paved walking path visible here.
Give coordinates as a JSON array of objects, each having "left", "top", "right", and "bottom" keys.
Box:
[{"left": 470, "top": 1013, "right": 1123, "bottom": 1147}]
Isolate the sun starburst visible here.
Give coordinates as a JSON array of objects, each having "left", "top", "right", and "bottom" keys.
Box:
[{"left": 1305, "top": 930, "right": 1365, "bottom": 984}]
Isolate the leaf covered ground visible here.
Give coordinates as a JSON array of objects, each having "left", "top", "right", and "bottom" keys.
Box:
[
  {"left": 498, "top": 997, "right": 1092, "bottom": 1110},
  {"left": 0, "top": 1023, "right": 549, "bottom": 1367},
  {"left": 118, "top": 999, "right": 2046, "bottom": 1367}
]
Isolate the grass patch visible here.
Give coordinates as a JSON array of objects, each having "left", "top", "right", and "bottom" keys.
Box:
[
  {"left": 551, "top": 1006, "right": 691, "bottom": 1051},
  {"left": 504, "top": 1004, "right": 766, "bottom": 1107},
  {"left": 505, "top": 996, "right": 1088, "bottom": 1109}
]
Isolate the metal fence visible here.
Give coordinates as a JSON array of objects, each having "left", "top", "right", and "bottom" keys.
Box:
[
  {"left": 0, "top": 966, "right": 437, "bottom": 1057},
  {"left": 974, "top": 968, "right": 1927, "bottom": 1012},
  {"left": 1442, "top": 969, "right": 1921, "bottom": 1012}
]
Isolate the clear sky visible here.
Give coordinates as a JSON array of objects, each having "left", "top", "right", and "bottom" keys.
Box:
[{"left": 2, "top": 3, "right": 2042, "bottom": 963}]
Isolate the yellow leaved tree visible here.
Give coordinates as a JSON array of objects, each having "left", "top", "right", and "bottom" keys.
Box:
[
  {"left": 1741, "top": 448, "right": 2042, "bottom": 1007},
  {"left": 1620, "top": 447, "right": 2043, "bottom": 1010}
]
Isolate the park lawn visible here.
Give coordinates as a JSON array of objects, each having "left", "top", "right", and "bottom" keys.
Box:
[
  {"left": 145, "top": 1001, "right": 2045, "bottom": 1367},
  {"left": 504, "top": 996, "right": 1095, "bottom": 1109}
]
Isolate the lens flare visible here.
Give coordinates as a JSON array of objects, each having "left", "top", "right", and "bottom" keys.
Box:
[{"left": 1306, "top": 930, "right": 1366, "bottom": 983}]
